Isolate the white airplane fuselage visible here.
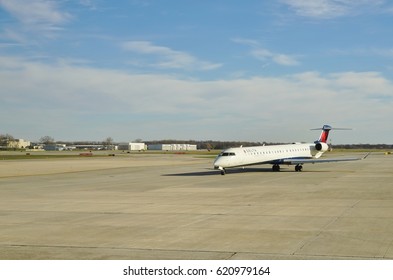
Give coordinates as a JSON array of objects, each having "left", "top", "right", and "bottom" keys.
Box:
[
  {"left": 213, "top": 125, "right": 365, "bottom": 175},
  {"left": 213, "top": 141, "right": 329, "bottom": 174}
]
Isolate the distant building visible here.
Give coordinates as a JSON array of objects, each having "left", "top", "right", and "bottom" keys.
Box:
[
  {"left": 148, "top": 144, "right": 197, "bottom": 151},
  {"left": 118, "top": 142, "right": 146, "bottom": 151},
  {"left": 7, "top": 139, "right": 31, "bottom": 149},
  {"left": 73, "top": 144, "right": 104, "bottom": 150},
  {"left": 43, "top": 144, "right": 66, "bottom": 151},
  {"left": 30, "top": 143, "right": 44, "bottom": 150}
]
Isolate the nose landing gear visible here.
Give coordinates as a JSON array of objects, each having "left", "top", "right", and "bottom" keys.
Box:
[{"left": 216, "top": 166, "right": 226, "bottom": 175}]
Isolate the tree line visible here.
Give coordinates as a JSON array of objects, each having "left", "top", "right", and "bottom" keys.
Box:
[{"left": 1, "top": 133, "right": 392, "bottom": 150}]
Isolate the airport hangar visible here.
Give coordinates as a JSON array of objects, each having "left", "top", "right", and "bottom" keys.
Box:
[{"left": 118, "top": 143, "right": 197, "bottom": 151}]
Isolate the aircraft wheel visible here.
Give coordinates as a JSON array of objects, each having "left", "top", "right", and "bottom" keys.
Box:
[
  {"left": 272, "top": 164, "right": 280, "bottom": 172},
  {"left": 220, "top": 169, "right": 226, "bottom": 175},
  {"left": 295, "top": 165, "right": 303, "bottom": 172}
]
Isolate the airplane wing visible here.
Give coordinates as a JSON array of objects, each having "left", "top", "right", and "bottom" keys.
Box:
[{"left": 283, "top": 152, "right": 370, "bottom": 165}]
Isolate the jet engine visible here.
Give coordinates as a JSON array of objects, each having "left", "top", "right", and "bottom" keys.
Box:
[{"left": 315, "top": 142, "right": 329, "bottom": 152}]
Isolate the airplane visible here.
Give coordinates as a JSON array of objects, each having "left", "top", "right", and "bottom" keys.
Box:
[{"left": 213, "top": 125, "right": 368, "bottom": 175}]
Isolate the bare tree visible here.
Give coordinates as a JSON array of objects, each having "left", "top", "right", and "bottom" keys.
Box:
[
  {"left": 40, "top": 136, "right": 55, "bottom": 144},
  {"left": 103, "top": 137, "right": 114, "bottom": 150},
  {"left": 0, "top": 134, "right": 15, "bottom": 148},
  {"left": 206, "top": 142, "right": 215, "bottom": 151}
]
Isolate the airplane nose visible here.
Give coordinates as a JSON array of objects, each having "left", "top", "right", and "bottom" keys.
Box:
[
  {"left": 213, "top": 156, "right": 225, "bottom": 169},
  {"left": 213, "top": 157, "right": 221, "bottom": 169}
]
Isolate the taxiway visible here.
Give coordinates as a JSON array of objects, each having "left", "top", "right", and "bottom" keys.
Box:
[{"left": 0, "top": 152, "right": 392, "bottom": 259}]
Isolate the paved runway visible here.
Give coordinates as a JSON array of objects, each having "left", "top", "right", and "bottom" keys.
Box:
[{"left": 0, "top": 152, "right": 392, "bottom": 259}]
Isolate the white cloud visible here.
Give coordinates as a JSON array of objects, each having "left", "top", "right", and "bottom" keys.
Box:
[
  {"left": 78, "top": 0, "right": 96, "bottom": 10},
  {"left": 122, "top": 41, "right": 222, "bottom": 71},
  {"left": 0, "top": 0, "right": 70, "bottom": 39},
  {"left": 281, "top": 0, "right": 387, "bottom": 19},
  {"left": 330, "top": 47, "right": 393, "bottom": 58},
  {"left": 0, "top": 0, "right": 70, "bottom": 25},
  {"left": 1, "top": 56, "right": 392, "bottom": 142},
  {"left": 281, "top": 0, "right": 347, "bottom": 18},
  {"left": 233, "top": 38, "right": 300, "bottom": 66},
  {"left": 252, "top": 49, "right": 299, "bottom": 66},
  {"left": 1, "top": 27, "right": 28, "bottom": 44}
]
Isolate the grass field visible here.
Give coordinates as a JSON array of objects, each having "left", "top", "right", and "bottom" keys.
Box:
[{"left": 0, "top": 149, "right": 221, "bottom": 160}]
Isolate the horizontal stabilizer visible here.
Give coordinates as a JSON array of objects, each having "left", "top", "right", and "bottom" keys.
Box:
[{"left": 311, "top": 125, "right": 352, "bottom": 143}]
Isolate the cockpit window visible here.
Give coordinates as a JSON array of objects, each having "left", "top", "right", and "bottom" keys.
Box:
[{"left": 221, "top": 152, "right": 236, "bottom": 156}]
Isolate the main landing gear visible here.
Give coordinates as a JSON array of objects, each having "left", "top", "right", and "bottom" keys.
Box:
[
  {"left": 295, "top": 164, "right": 303, "bottom": 172},
  {"left": 272, "top": 164, "right": 303, "bottom": 172}
]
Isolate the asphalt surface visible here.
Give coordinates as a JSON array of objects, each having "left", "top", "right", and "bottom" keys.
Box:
[{"left": 0, "top": 151, "right": 392, "bottom": 259}]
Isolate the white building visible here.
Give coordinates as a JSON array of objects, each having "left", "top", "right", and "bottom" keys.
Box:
[
  {"left": 148, "top": 144, "right": 197, "bottom": 151},
  {"left": 7, "top": 139, "right": 31, "bottom": 149},
  {"left": 118, "top": 142, "right": 146, "bottom": 151}
]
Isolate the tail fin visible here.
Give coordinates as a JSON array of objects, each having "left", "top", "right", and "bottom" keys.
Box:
[
  {"left": 317, "top": 125, "right": 332, "bottom": 143},
  {"left": 311, "top": 125, "right": 351, "bottom": 143}
]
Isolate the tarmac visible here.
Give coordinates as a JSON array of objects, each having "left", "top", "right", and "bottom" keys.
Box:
[{"left": 0, "top": 151, "right": 392, "bottom": 260}]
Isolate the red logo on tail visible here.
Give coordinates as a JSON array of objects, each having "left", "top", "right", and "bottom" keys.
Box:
[{"left": 316, "top": 125, "right": 332, "bottom": 143}]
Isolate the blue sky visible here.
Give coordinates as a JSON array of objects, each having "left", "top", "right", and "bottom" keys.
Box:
[{"left": 1, "top": 0, "right": 393, "bottom": 143}]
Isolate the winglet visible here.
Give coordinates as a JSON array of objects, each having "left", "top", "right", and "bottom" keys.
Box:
[{"left": 362, "top": 152, "right": 371, "bottom": 160}]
